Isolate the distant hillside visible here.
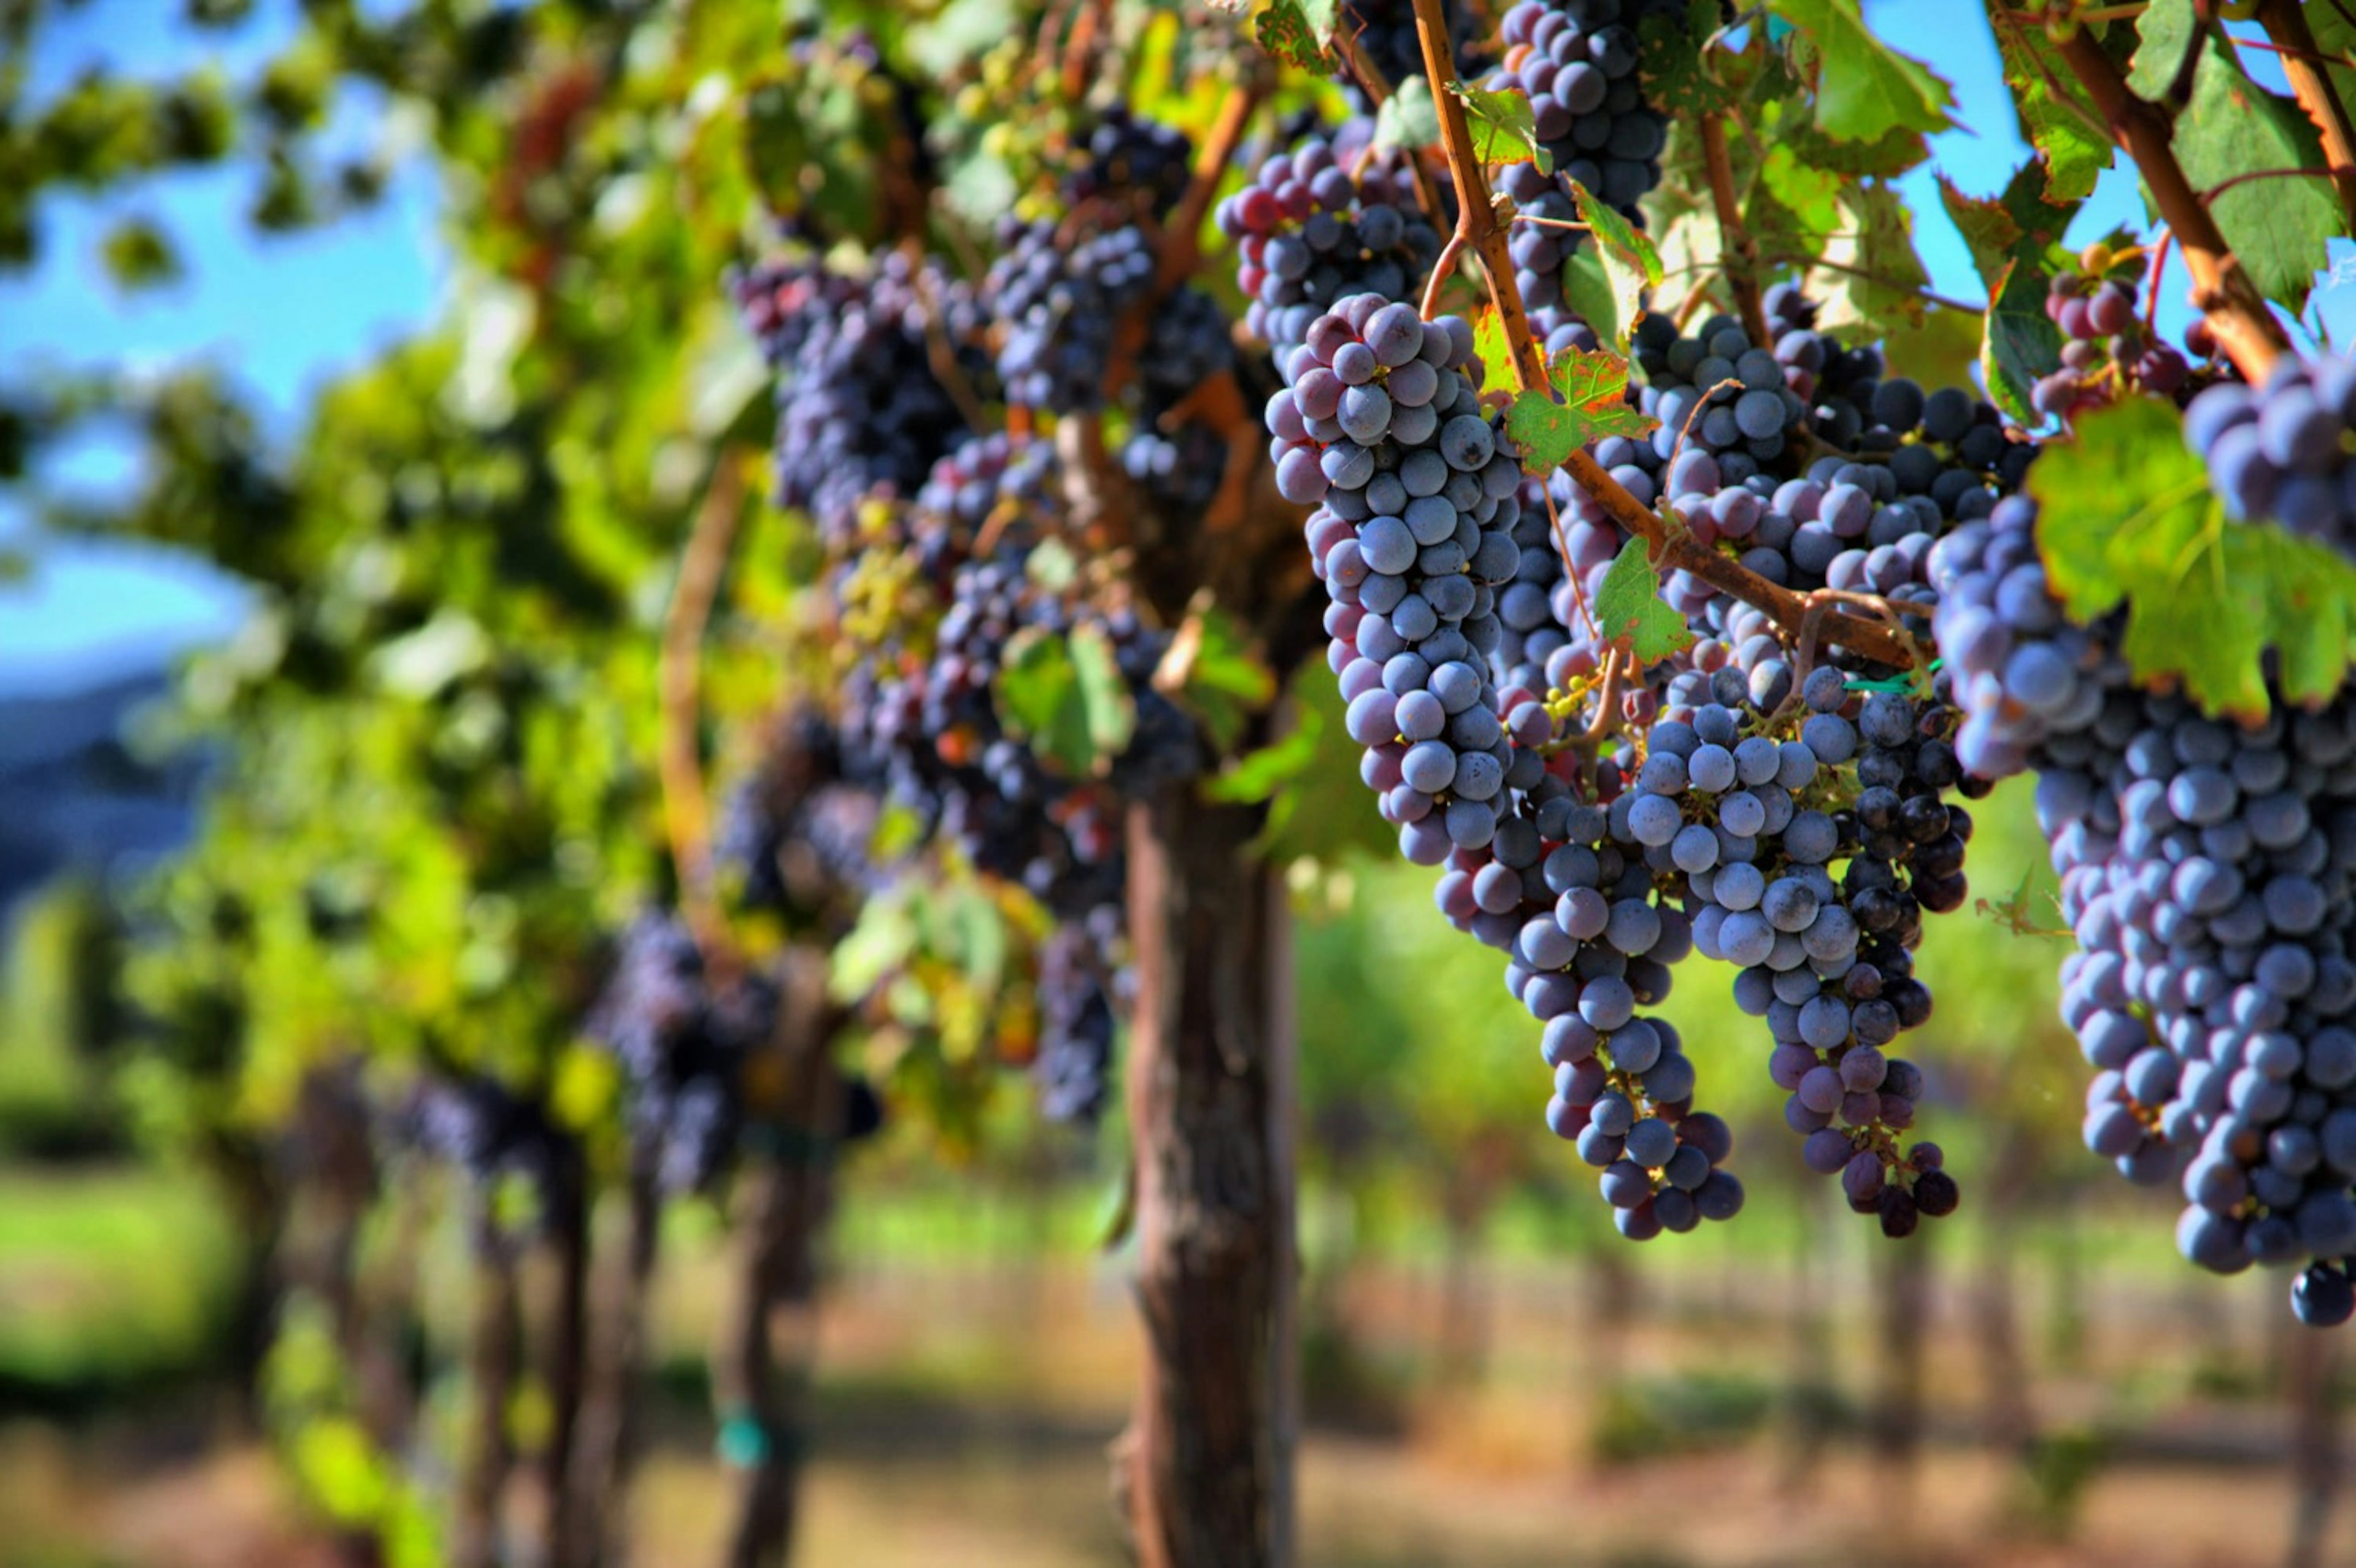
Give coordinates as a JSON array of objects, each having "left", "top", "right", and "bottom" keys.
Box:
[{"left": 0, "top": 667, "right": 201, "bottom": 916}]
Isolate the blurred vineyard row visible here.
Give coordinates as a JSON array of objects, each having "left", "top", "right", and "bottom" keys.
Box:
[{"left": 3, "top": 777, "right": 2353, "bottom": 1564}]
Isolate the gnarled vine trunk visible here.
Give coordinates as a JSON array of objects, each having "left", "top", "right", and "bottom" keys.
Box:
[
  {"left": 1119, "top": 788, "right": 1297, "bottom": 1568},
  {"left": 719, "top": 950, "right": 848, "bottom": 1568}
]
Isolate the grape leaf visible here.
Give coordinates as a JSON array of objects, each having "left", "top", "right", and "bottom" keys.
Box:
[
  {"left": 2173, "top": 38, "right": 2339, "bottom": 315},
  {"left": 2308, "top": 7, "right": 2356, "bottom": 140},
  {"left": 1155, "top": 599, "right": 1274, "bottom": 755},
  {"left": 1505, "top": 346, "right": 1658, "bottom": 475},
  {"left": 996, "top": 623, "right": 1137, "bottom": 775},
  {"left": 1807, "top": 180, "right": 1925, "bottom": 339},
  {"left": 1937, "top": 177, "right": 2022, "bottom": 285},
  {"left": 1449, "top": 83, "right": 1549, "bottom": 172},
  {"left": 1769, "top": 0, "right": 1954, "bottom": 142},
  {"left": 1257, "top": 0, "right": 1330, "bottom": 71},
  {"left": 1874, "top": 304, "right": 1984, "bottom": 400},
  {"left": 1374, "top": 73, "right": 1441, "bottom": 152},
  {"left": 1568, "top": 180, "right": 1660, "bottom": 347},
  {"left": 1775, "top": 117, "right": 1928, "bottom": 179},
  {"left": 2123, "top": 0, "right": 2199, "bottom": 103},
  {"left": 1639, "top": 0, "right": 1733, "bottom": 117},
  {"left": 1561, "top": 248, "right": 1624, "bottom": 348},
  {"left": 1594, "top": 537, "right": 1695, "bottom": 664},
  {"left": 1984, "top": 3, "right": 2112, "bottom": 202},
  {"left": 2030, "top": 397, "right": 2356, "bottom": 720},
  {"left": 1939, "top": 161, "right": 2077, "bottom": 424}
]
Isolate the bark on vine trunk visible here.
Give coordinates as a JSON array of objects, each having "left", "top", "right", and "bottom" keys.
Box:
[
  {"left": 2285, "top": 1326, "right": 2341, "bottom": 1568},
  {"left": 1871, "top": 1232, "right": 1931, "bottom": 1501},
  {"left": 720, "top": 953, "right": 847, "bottom": 1568},
  {"left": 556, "top": 1164, "right": 662, "bottom": 1568},
  {"left": 452, "top": 1220, "right": 521, "bottom": 1568},
  {"left": 541, "top": 1149, "right": 591, "bottom": 1559},
  {"left": 1118, "top": 788, "right": 1296, "bottom": 1568}
]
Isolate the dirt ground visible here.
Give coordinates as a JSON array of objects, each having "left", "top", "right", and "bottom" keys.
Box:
[{"left": 5, "top": 1249, "right": 2349, "bottom": 1568}]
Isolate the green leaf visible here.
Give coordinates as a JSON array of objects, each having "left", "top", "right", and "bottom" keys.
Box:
[
  {"left": 1770, "top": 0, "right": 1954, "bottom": 142},
  {"left": 1937, "top": 177, "right": 2023, "bottom": 287},
  {"left": 1560, "top": 248, "right": 1623, "bottom": 348},
  {"left": 99, "top": 217, "right": 182, "bottom": 291},
  {"left": 1806, "top": 181, "right": 1926, "bottom": 339},
  {"left": 1202, "top": 705, "right": 1320, "bottom": 804},
  {"left": 1984, "top": 4, "right": 2112, "bottom": 202},
  {"left": 2173, "top": 39, "right": 2341, "bottom": 314},
  {"left": 2309, "top": 7, "right": 2356, "bottom": 145},
  {"left": 1069, "top": 621, "right": 1138, "bottom": 762},
  {"left": 1567, "top": 180, "right": 1660, "bottom": 348},
  {"left": 1941, "top": 161, "right": 2079, "bottom": 424},
  {"left": 995, "top": 626, "right": 1134, "bottom": 777},
  {"left": 2030, "top": 397, "right": 2356, "bottom": 720},
  {"left": 1639, "top": 0, "right": 1734, "bottom": 118},
  {"left": 1161, "top": 602, "right": 1274, "bottom": 756},
  {"left": 1449, "top": 83, "right": 1550, "bottom": 172},
  {"left": 2123, "top": 0, "right": 2199, "bottom": 103},
  {"left": 1593, "top": 538, "right": 1694, "bottom": 664},
  {"left": 1257, "top": 0, "right": 1331, "bottom": 71},
  {"left": 1504, "top": 346, "right": 1658, "bottom": 475},
  {"left": 1374, "top": 73, "right": 1441, "bottom": 153}
]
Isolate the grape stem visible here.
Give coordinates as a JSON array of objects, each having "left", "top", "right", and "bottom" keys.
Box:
[
  {"left": 660, "top": 457, "right": 746, "bottom": 986},
  {"left": 2256, "top": 0, "right": 2356, "bottom": 225},
  {"left": 1698, "top": 112, "right": 1769, "bottom": 346},
  {"left": 1406, "top": 0, "right": 1919, "bottom": 669},
  {"left": 2055, "top": 26, "right": 2288, "bottom": 385}
]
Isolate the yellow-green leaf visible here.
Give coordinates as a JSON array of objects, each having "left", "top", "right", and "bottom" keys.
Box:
[{"left": 1594, "top": 537, "right": 1694, "bottom": 664}]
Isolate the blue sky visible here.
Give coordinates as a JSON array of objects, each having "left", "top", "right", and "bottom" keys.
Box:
[{"left": 1, "top": 3, "right": 2346, "bottom": 696}]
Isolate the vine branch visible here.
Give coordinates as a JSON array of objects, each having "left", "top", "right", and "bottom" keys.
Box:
[
  {"left": 660, "top": 458, "right": 745, "bottom": 983},
  {"left": 2055, "top": 26, "right": 2288, "bottom": 384},
  {"left": 2255, "top": 0, "right": 2356, "bottom": 226},
  {"left": 1407, "top": 0, "right": 1916, "bottom": 669},
  {"left": 1698, "top": 112, "right": 1769, "bottom": 345}
]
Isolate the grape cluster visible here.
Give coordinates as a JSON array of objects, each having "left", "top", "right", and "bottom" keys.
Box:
[
  {"left": 1034, "top": 924, "right": 1118, "bottom": 1123},
  {"left": 1334, "top": 0, "right": 1490, "bottom": 104},
  {"left": 585, "top": 915, "right": 779, "bottom": 1195},
  {"left": 391, "top": 1072, "right": 572, "bottom": 1228},
  {"left": 731, "top": 250, "right": 968, "bottom": 543},
  {"left": 1635, "top": 671, "right": 1960, "bottom": 1232},
  {"left": 985, "top": 218, "right": 1160, "bottom": 413},
  {"left": 1221, "top": 128, "right": 1443, "bottom": 351},
  {"left": 1271, "top": 291, "right": 1747, "bottom": 1233},
  {"left": 717, "top": 706, "right": 880, "bottom": 922},
  {"left": 1489, "top": 0, "right": 1674, "bottom": 312},
  {"left": 1063, "top": 106, "right": 1192, "bottom": 217},
  {"left": 2032, "top": 244, "right": 2192, "bottom": 421},
  {"left": 2184, "top": 352, "right": 2356, "bottom": 557},
  {"left": 1123, "top": 285, "right": 1241, "bottom": 523},
  {"left": 828, "top": 431, "right": 1205, "bottom": 1121},
  {"left": 1933, "top": 491, "right": 2356, "bottom": 1324}
]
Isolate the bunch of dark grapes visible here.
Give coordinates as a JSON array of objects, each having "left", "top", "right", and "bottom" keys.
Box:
[
  {"left": 1034, "top": 924, "right": 1118, "bottom": 1123},
  {"left": 2032, "top": 242, "right": 2193, "bottom": 421},
  {"left": 1271, "top": 290, "right": 1746, "bottom": 1234},
  {"left": 2184, "top": 351, "right": 2356, "bottom": 557},
  {"left": 730, "top": 249, "right": 969, "bottom": 544},
  {"left": 1221, "top": 126, "right": 1442, "bottom": 350},
  {"left": 1062, "top": 107, "right": 1191, "bottom": 217},
  {"left": 1335, "top": 0, "right": 1490, "bottom": 103},
  {"left": 1634, "top": 669, "right": 1960, "bottom": 1233},
  {"left": 1932, "top": 488, "right": 2356, "bottom": 1325},
  {"left": 1488, "top": 0, "right": 1676, "bottom": 312},
  {"left": 1123, "top": 285, "right": 1241, "bottom": 523},
  {"left": 717, "top": 705, "right": 879, "bottom": 923},
  {"left": 390, "top": 1072, "right": 572, "bottom": 1227},
  {"left": 985, "top": 218, "right": 1159, "bottom": 413},
  {"left": 583, "top": 915, "right": 780, "bottom": 1195}
]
